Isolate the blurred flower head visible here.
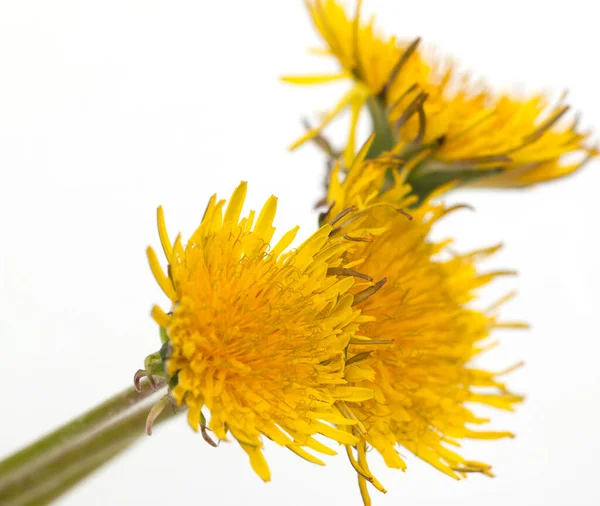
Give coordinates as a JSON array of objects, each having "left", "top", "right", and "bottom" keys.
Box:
[{"left": 284, "top": 0, "right": 596, "bottom": 191}]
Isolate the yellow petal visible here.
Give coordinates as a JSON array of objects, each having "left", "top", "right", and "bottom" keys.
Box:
[
  {"left": 281, "top": 72, "right": 350, "bottom": 85},
  {"left": 314, "top": 422, "right": 358, "bottom": 445},
  {"left": 343, "top": 93, "right": 366, "bottom": 168},
  {"left": 287, "top": 445, "right": 325, "bottom": 466},
  {"left": 239, "top": 443, "right": 271, "bottom": 482},
  {"left": 156, "top": 206, "right": 172, "bottom": 262},
  {"left": 332, "top": 386, "right": 374, "bottom": 402},
  {"left": 289, "top": 88, "right": 358, "bottom": 151},
  {"left": 270, "top": 226, "right": 299, "bottom": 259},
  {"left": 147, "top": 246, "right": 177, "bottom": 302},
  {"left": 253, "top": 195, "right": 278, "bottom": 243},
  {"left": 223, "top": 182, "right": 248, "bottom": 228},
  {"left": 150, "top": 305, "right": 170, "bottom": 328}
]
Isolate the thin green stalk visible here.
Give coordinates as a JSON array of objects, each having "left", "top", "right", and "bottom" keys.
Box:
[
  {"left": 0, "top": 380, "right": 179, "bottom": 506},
  {"left": 365, "top": 96, "right": 396, "bottom": 159}
]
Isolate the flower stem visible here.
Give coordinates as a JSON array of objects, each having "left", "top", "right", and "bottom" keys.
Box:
[
  {"left": 0, "top": 380, "right": 179, "bottom": 506},
  {"left": 365, "top": 96, "right": 395, "bottom": 159}
]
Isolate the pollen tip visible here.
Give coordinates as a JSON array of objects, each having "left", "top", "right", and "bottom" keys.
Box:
[{"left": 397, "top": 208, "right": 413, "bottom": 220}]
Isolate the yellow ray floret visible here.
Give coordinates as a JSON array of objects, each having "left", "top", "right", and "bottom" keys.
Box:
[
  {"left": 148, "top": 181, "right": 382, "bottom": 481},
  {"left": 323, "top": 159, "right": 524, "bottom": 503},
  {"left": 284, "top": 0, "right": 595, "bottom": 188}
]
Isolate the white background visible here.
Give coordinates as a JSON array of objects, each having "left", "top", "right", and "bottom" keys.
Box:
[{"left": 0, "top": 1, "right": 598, "bottom": 505}]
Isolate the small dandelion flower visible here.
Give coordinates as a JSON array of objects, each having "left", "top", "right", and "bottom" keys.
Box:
[
  {"left": 146, "top": 181, "right": 379, "bottom": 481},
  {"left": 323, "top": 154, "right": 525, "bottom": 504},
  {"left": 284, "top": 0, "right": 596, "bottom": 189}
]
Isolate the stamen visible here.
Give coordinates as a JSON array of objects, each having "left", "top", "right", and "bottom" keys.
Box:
[
  {"left": 343, "top": 233, "right": 375, "bottom": 243},
  {"left": 444, "top": 154, "right": 512, "bottom": 167},
  {"left": 145, "top": 394, "right": 171, "bottom": 435},
  {"left": 380, "top": 37, "right": 421, "bottom": 97},
  {"left": 386, "top": 83, "right": 419, "bottom": 116},
  {"left": 314, "top": 196, "right": 328, "bottom": 210},
  {"left": 413, "top": 105, "right": 427, "bottom": 146},
  {"left": 329, "top": 206, "right": 355, "bottom": 226},
  {"left": 133, "top": 369, "right": 157, "bottom": 392},
  {"left": 397, "top": 207, "right": 413, "bottom": 220},
  {"left": 349, "top": 338, "right": 393, "bottom": 345},
  {"left": 302, "top": 118, "right": 339, "bottom": 158},
  {"left": 352, "top": 278, "right": 387, "bottom": 306},
  {"left": 327, "top": 267, "right": 373, "bottom": 282},
  {"left": 346, "top": 351, "right": 372, "bottom": 366},
  {"left": 393, "top": 92, "right": 429, "bottom": 131},
  {"left": 201, "top": 413, "right": 219, "bottom": 447},
  {"left": 331, "top": 203, "right": 411, "bottom": 236},
  {"left": 318, "top": 200, "right": 335, "bottom": 226},
  {"left": 438, "top": 204, "right": 475, "bottom": 219},
  {"left": 522, "top": 105, "right": 570, "bottom": 144},
  {"left": 335, "top": 401, "right": 367, "bottom": 436}
]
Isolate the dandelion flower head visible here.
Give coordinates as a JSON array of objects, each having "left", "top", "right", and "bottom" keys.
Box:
[
  {"left": 284, "top": 0, "right": 595, "bottom": 188},
  {"left": 325, "top": 154, "right": 525, "bottom": 503},
  {"left": 147, "top": 182, "right": 378, "bottom": 481}
]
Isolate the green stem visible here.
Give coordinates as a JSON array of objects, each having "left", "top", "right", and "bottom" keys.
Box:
[
  {"left": 365, "top": 96, "right": 396, "bottom": 159},
  {"left": 0, "top": 380, "right": 180, "bottom": 506}
]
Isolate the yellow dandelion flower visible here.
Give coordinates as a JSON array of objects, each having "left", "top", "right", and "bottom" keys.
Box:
[
  {"left": 323, "top": 152, "right": 524, "bottom": 504},
  {"left": 146, "top": 181, "right": 378, "bottom": 481},
  {"left": 283, "top": 0, "right": 595, "bottom": 189}
]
